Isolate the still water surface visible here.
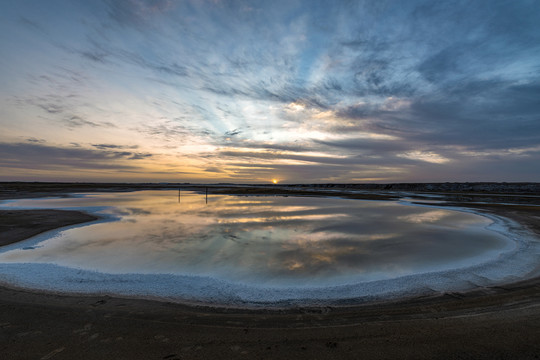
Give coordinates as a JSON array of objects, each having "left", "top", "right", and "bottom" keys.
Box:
[{"left": 0, "top": 191, "right": 510, "bottom": 287}]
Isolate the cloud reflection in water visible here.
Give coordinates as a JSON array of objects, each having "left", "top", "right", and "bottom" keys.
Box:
[{"left": 0, "top": 191, "right": 509, "bottom": 286}]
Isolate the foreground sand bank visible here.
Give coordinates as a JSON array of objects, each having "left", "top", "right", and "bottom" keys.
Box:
[
  {"left": 0, "top": 185, "right": 539, "bottom": 358},
  {"left": 0, "top": 210, "right": 98, "bottom": 247}
]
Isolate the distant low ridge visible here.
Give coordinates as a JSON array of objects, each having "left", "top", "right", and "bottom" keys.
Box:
[
  {"left": 286, "top": 182, "right": 540, "bottom": 194},
  {"left": 1, "top": 181, "right": 539, "bottom": 198}
]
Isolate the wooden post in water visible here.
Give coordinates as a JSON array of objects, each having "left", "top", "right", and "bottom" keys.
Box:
[
  {"left": 178, "top": 188, "right": 181, "bottom": 203},
  {"left": 205, "top": 187, "right": 208, "bottom": 204}
]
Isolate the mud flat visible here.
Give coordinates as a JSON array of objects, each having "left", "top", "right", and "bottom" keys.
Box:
[{"left": 0, "top": 183, "right": 539, "bottom": 359}]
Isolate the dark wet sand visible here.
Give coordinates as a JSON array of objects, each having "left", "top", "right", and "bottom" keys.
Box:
[
  {"left": 1, "top": 186, "right": 540, "bottom": 359},
  {"left": 0, "top": 210, "right": 98, "bottom": 247}
]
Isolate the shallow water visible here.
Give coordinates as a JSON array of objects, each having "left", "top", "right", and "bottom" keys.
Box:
[{"left": 0, "top": 190, "right": 511, "bottom": 287}]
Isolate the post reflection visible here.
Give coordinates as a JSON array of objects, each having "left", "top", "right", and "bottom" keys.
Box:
[{"left": 0, "top": 190, "right": 509, "bottom": 286}]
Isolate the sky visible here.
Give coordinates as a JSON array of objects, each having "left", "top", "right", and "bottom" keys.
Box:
[{"left": 1, "top": 0, "right": 540, "bottom": 183}]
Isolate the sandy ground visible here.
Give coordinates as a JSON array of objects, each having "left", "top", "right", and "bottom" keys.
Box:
[
  {"left": 0, "top": 210, "right": 98, "bottom": 247},
  {"left": 1, "top": 185, "right": 540, "bottom": 359}
]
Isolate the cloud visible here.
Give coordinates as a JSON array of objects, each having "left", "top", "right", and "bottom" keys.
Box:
[
  {"left": 63, "top": 115, "right": 111, "bottom": 129},
  {"left": 313, "top": 138, "right": 409, "bottom": 154},
  {"left": 224, "top": 129, "right": 242, "bottom": 137},
  {"left": 80, "top": 50, "right": 108, "bottom": 63},
  {"left": 128, "top": 153, "right": 153, "bottom": 160},
  {"left": 0, "top": 142, "right": 153, "bottom": 171},
  {"left": 18, "top": 16, "right": 46, "bottom": 33},
  {"left": 228, "top": 141, "right": 314, "bottom": 153},
  {"left": 219, "top": 150, "right": 357, "bottom": 165},
  {"left": 1, "top": 0, "right": 540, "bottom": 182},
  {"left": 106, "top": 0, "right": 173, "bottom": 28},
  {"left": 38, "top": 103, "right": 63, "bottom": 114},
  {"left": 25, "top": 137, "right": 46, "bottom": 144},
  {"left": 92, "top": 144, "right": 139, "bottom": 150},
  {"left": 204, "top": 166, "right": 225, "bottom": 173},
  {"left": 138, "top": 120, "right": 214, "bottom": 144}
]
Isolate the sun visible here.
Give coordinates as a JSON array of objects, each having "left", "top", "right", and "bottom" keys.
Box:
[{"left": 272, "top": 179, "right": 278, "bottom": 184}]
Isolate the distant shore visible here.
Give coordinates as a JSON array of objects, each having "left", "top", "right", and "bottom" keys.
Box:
[
  {"left": 1, "top": 183, "right": 539, "bottom": 359},
  {"left": 1, "top": 180, "right": 540, "bottom": 199}
]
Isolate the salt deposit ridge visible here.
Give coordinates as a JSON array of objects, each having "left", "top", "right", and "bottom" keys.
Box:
[{"left": 0, "top": 195, "right": 539, "bottom": 308}]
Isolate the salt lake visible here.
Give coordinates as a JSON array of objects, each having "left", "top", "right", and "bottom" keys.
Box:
[{"left": 0, "top": 190, "right": 537, "bottom": 306}]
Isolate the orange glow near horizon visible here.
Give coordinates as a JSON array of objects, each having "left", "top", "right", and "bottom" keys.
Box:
[{"left": 272, "top": 179, "right": 278, "bottom": 184}]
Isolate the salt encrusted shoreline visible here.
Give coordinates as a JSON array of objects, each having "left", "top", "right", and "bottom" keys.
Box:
[{"left": 0, "top": 194, "right": 538, "bottom": 309}]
